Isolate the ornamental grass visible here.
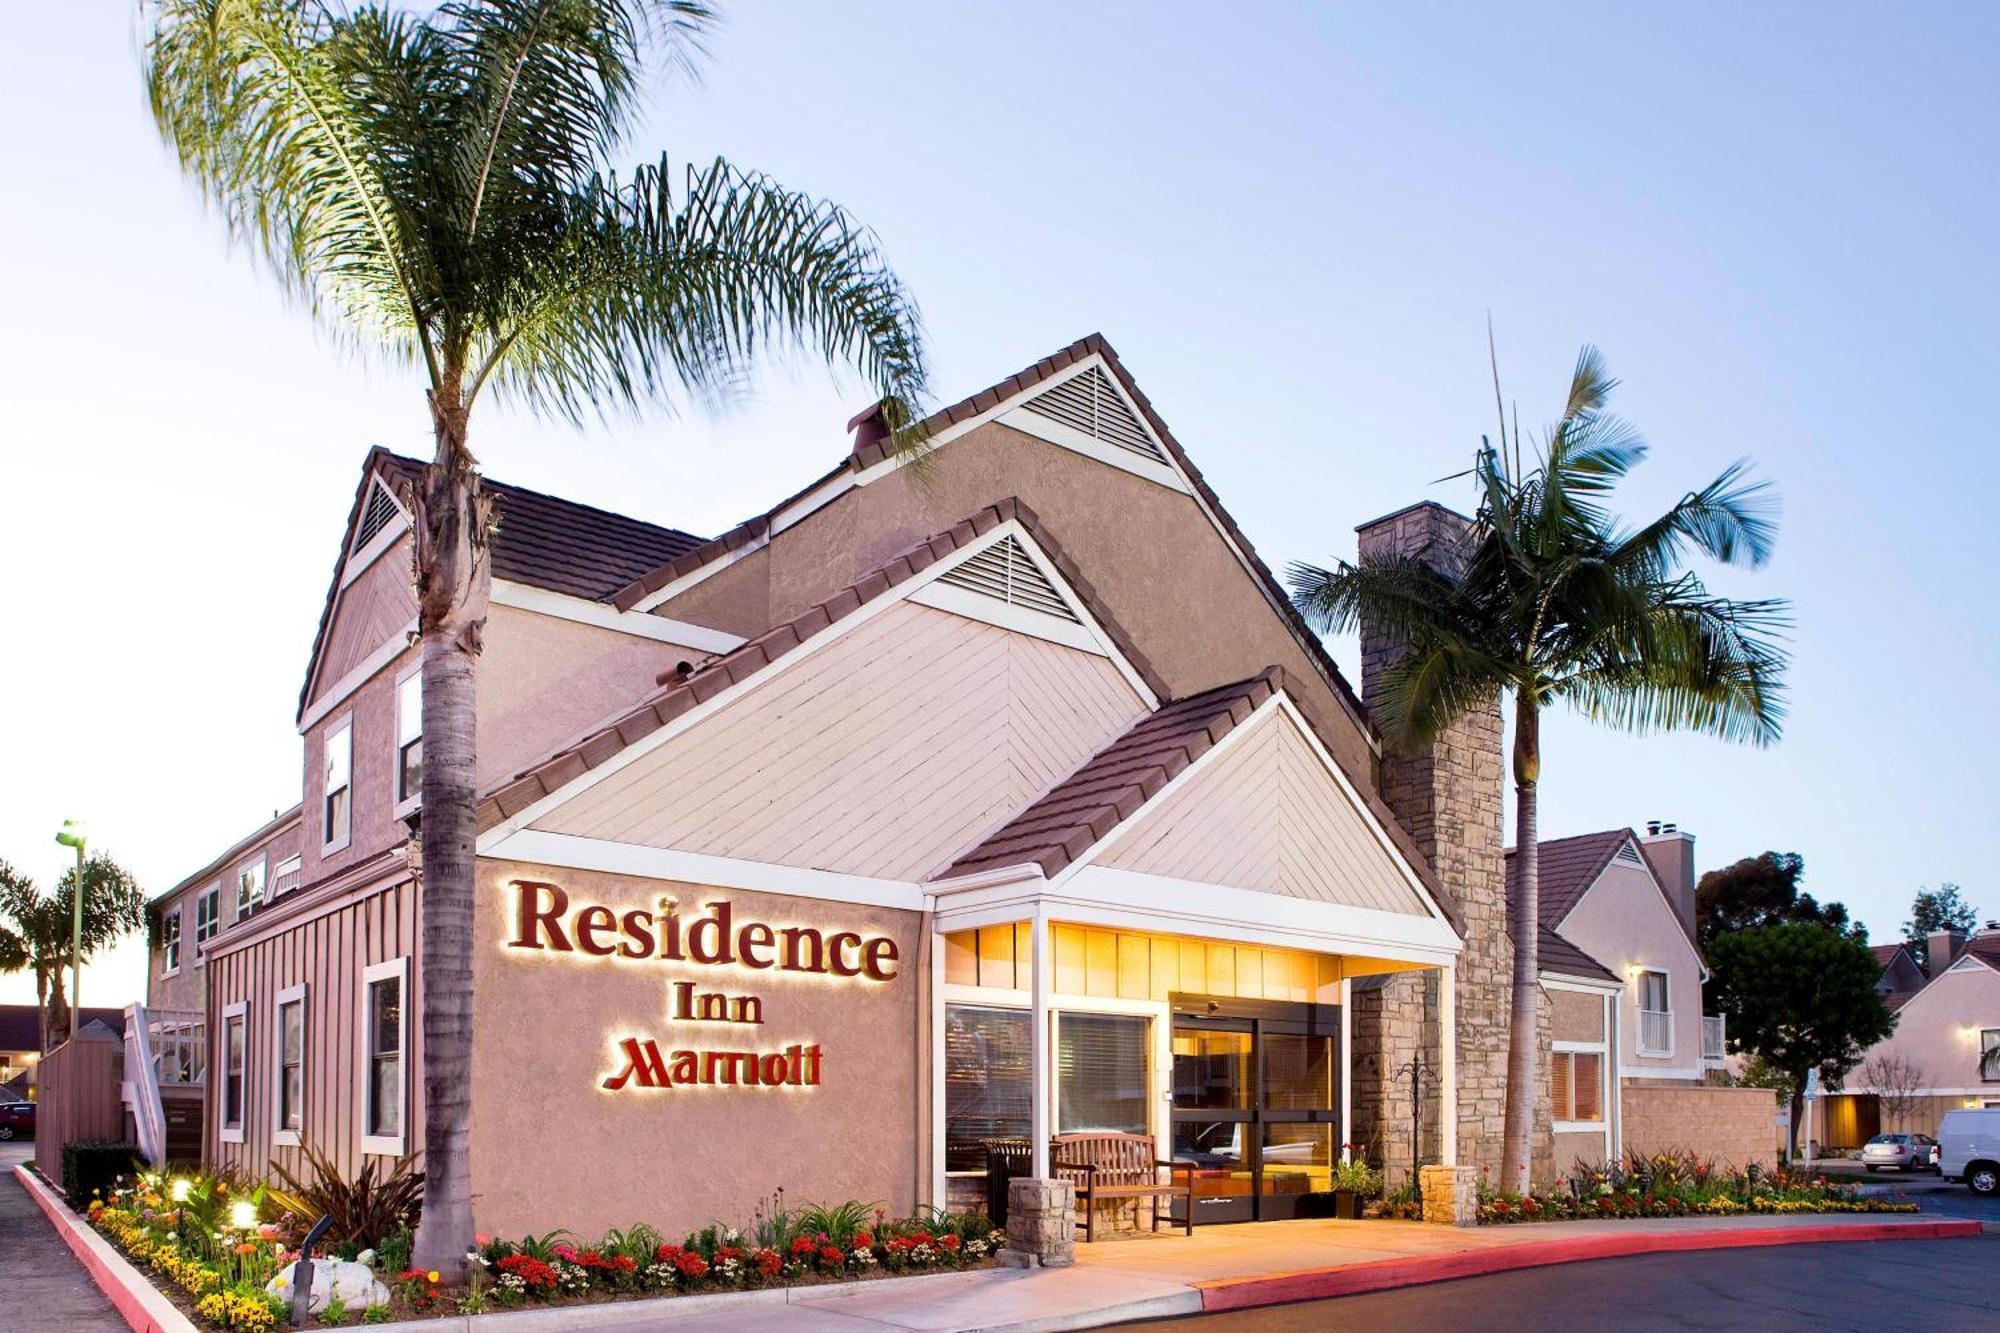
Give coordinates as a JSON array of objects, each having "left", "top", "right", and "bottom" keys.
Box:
[{"left": 1475, "top": 1147, "right": 1924, "bottom": 1225}]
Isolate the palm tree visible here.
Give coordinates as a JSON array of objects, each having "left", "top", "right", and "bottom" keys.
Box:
[
  {"left": 141, "top": 0, "right": 927, "bottom": 1269},
  {"left": 0, "top": 856, "right": 147, "bottom": 1051},
  {"left": 1287, "top": 345, "right": 1789, "bottom": 1193}
]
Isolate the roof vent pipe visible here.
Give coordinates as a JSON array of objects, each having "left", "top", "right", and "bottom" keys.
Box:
[{"left": 1646, "top": 820, "right": 1662, "bottom": 836}]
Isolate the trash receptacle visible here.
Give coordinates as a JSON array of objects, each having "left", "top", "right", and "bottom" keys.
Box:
[{"left": 984, "top": 1139, "right": 1033, "bottom": 1226}]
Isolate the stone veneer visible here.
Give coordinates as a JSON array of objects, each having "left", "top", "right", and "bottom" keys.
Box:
[
  {"left": 1622, "top": 1083, "right": 1777, "bottom": 1171},
  {"left": 1351, "top": 502, "right": 1523, "bottom": 1187}
]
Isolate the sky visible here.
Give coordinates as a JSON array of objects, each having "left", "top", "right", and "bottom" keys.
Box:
[{"left": 2, "top": 3, "right": 1996, "bottom": 1010}]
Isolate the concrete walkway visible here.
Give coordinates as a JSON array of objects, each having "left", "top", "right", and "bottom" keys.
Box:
[{"left": 0, "top": 1143, "right": 128, "bottom": 1333}]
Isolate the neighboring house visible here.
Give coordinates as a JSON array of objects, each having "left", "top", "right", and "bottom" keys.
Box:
[
  {"left": 0, "top": 1005, "right": 125, "bottom": 1098},
  {"left": 148, "top": 806, "right": 304, "bottom": 1020},
  {"left": 1822, "top": 927, "right": 2000, "bottom": 1145},
  {"left": 1504, "top": 825, "right": 1769, "bottom": 1170},
  {"left": 1871, "top": 940, "right": 1928, "bottom": 1014}
]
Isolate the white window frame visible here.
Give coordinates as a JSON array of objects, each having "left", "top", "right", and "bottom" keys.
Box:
[
  {"left": 271, "top": 984, "right": 307, "bottom": 1147},
  {"left": 395, "top": 668, "right": 423, "bottom": 816},
  {"left": 219, "top": 1001, "right": 249, "bottom": 1144},
  {"left": 1636, "top": 968, "right": 1674, "bottom": 1056},
  {"left": 322, "top": 716, "right": 353, "bottom": 853},
  {"left": 236, "top": 856, "right": 267, "bottom": 919},
  {"left": 360, "top": 956, "right": 409, "bottom": 1156},
  {"left": 195, "top": 884, "right": 222, "bottom": 943},
  {"left": 161, "top": 907, "right": 183, "bottom": 977},
  {"left": 1551, "top": 1041, "right": 1610, "bottom": 1131}
]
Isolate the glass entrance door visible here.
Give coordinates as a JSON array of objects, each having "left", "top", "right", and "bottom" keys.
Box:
[{"left": 1170, "top": 997, "right": 1340, "bottom": 1223}]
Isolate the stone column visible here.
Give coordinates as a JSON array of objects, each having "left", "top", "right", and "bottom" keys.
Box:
[
  {"left": 1419, "top": 1165, "right": 1480, "bottom": 1226},
  {"left": 999, "top": 1178, "right": 1076, "bottom": 1268},
  {"left": 1351, "top": 502, "right": 1516, "bottom": 1188}
]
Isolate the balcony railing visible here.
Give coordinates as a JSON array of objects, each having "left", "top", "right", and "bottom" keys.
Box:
[
  {"left": 1701, "top": 1014, "right": 1726, "bottom": 1067},
  {"left": 149, "top": 1010, "right": 207, "bottom": 1086},
  {"left": 1639, "top": 1008, "right": 1674, "bottom": 1056}
]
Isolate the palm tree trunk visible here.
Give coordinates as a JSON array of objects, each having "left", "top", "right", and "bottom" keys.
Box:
[
  {"left": 410, "top": 372, "right": 493, "bottom": 1276},
  {"left": 1500, "top": 695, "right": 1541, "bottom": 1194}
]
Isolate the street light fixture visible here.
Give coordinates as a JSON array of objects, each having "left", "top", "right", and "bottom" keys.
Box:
[{"left": 55, "top": 820, "right": 87, "bottom": 1043}]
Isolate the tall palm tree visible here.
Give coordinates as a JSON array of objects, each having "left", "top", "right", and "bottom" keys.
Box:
[
  {"left": 1287, "top": 346, "right": 1789, "bottom": 1194},
  {"left": 142, "top": 0, "right": 927, "bottom": 1269}
]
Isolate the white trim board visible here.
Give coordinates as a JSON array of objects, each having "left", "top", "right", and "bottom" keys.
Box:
[
  {"left": 270, "top": 983, "right": 307, "bottom": 1148},
  {"left": 358, "top": 956, "right": 409, "bottom": 1157},
  {"left": 493, "top": 579, "right": 744, "bottom": 655},
  {"left": 482, "top": 830, "right": 926, "bottom": 912}
]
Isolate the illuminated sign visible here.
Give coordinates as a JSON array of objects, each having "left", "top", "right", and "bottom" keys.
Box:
[{"left": 503, "top": 879, "right": 896, "bottom": 1094}]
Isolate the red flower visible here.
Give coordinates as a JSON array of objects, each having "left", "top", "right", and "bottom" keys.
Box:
[
  {"left": 497, "top": 1254, "right": 558, "bottom": 1290},
  {"left": 754, "top": 1249, "right": 782, "bottom": 1278},
  {"left": 716, "top": 1245, "right": 745, "bottom": 1262},
  {"left": 608, "top": 1254, "right": 637, "bottom": 1274},
  {"left": 939, "top": 1234, "right": 961, "bottom": 1252},
  {"left": 852, "top": 1232, "right": 875, "bottom": 1251},
  {"left": 790, "top": 1236, "right": 819, "bottom": 1257},
  {"left": 656, "top": 1243, "right": 683, "bottom": 1263},
  {"left": 820, "top": 1246, "right": 844, "bottom": 1267},
  {"left": 675, "top": 1251, "right": 710, "bottom": 1279}
]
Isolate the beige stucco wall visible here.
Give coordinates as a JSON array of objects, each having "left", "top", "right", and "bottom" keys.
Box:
[
  {"left": 657, "top": 422, "right": 1379, "bottom": 782},
  {"left": 1549, "top": 988, "right": 1606, "bottom": 1044},
  {"left": 1622, "top": 1083, "right": 1775, "bottom": 1169},
  {"left": 1558, "top": 858, "right": 1706, "bottom": 1077},
  {"left": 471, "top": 859, "right": 927, "bottom": 1239},
  {"left": 1554, "top": 1128, "right": 1609, "bottom": 1170},
  {"left": 1853, "top": 957, "right": 2000, "bottom": 1097}
]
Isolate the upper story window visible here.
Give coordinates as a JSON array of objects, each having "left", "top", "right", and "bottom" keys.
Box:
[
  {"left": 196, "top": 885, "right": 221, "bottom": 943},
  {"left": 1982, "top": 1029, "right": 1999, "bottom": 1084},
  {"left": 161, "top": 908, "right": 182, "bottom": 975},
  {"left": 396, "top": 672, "right": 423, "bottom": 807},
  {"left": 1638, "top": 969, "right": 1670, "bottom": 1014},
  {"left": 1636, "top": 969, "right": 1673, "bottom": 1056},
  {"left": 272, "top": 855, "right": 302, "bottom": 898},
  {"left": 236, "top": 859, "right": 266, "bottom": 918},
  {"left": 323, "top": 719, "right": 352, "bottom": 850}
]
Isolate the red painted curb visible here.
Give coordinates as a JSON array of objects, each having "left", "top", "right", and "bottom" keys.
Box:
[
  {"left": 1195, "top": 1220, "right": 1984, "bottom": 1312},
  {"left": 13, "top": 1164, "right": 188, "bottom": 1333}
]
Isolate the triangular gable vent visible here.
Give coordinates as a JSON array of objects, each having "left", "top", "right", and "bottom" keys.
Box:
[
  {"left": 353, "top": 478, "right": 403, "bottom": 552},
  {"left": 1948, "top": 955, "right": 1986, "bottom": 974},
  {"left": 1614, "top": 844, "right": 1646, "bottom": 868},
  {"left": 937, "top": 536, "right": 1081, "bottom": 624},
  {"left": 1020, "top": 365, "right": 1169, "bottom": 467}
]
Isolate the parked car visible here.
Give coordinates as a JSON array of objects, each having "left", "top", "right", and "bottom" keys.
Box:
[
  {"left": 0, "top": 1093, "right": 34, "bottom": 1141},
  {"left": 1938, "top": 1108, "right": 2000, "bottom": 1197},
  {"left": 1860, "top": 1132, "right": 1940, "bottom": 1172}
]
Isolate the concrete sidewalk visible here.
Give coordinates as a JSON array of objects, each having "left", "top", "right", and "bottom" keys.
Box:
[
  {"left": 0, "top": 1143, "right": 128, "bottom": 1333},
  {"left": 389, "top": 1212, "right": 1978, "bottom": 1333}
]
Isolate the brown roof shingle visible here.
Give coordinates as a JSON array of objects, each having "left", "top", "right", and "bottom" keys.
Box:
[{"left": 1505, "top": 830, "right": 1633, "bottom": 931}]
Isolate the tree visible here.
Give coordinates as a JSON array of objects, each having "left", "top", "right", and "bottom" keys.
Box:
[
  {"left": 1707, "top": 922, "right": 1894, "bottom": 1160},
  {"left": 1859, "top": 1052, "right": 1928, "bottom": 1133},
  {"left": 0, "top": 856, "right": 147, "bottom": 1051},
  {"left": 1695, "top": 850, "right": 1859, "bottom": 949},
  {"left": 142, "top": 1, "right": 927, "bottom": 1271},
  {"left": 1903, "top": 883, "right": 1977, "bottom": 955},
  {"left": 1288, "top": 345, "right": 1790, "bottom": 1193}
]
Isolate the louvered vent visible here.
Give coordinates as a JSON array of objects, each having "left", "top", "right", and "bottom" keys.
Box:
[
  {"left": 354, "top": 479, "right": 402, "bottom": 549},
  {"left": 1614, "top": 844, "right": 1647, "bottom": 868},
  {"left": 937, "top": 537, "right": 1081, "bottom": 624},
  {"left": 1020, "top": 365, "right": 1168, "bottom": 466}
]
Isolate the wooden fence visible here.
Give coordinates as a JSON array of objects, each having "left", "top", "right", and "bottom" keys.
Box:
[{"left": 33, "top": 1032, "right": 128, "bottom": 1186}]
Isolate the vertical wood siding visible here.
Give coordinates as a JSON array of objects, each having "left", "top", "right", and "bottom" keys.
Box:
[
  {"left": 1102, "top": 706, "right": 1430, "bottom": 915},
  {"left": 206, "top": 875, "right": 422, "bottom": 1183},
  {"left": 532, "top": 601, "right": 1147, "bottom": 880}
]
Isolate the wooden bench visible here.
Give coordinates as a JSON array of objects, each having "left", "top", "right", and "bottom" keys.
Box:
[{"left": 1052, "top": 1131, "right": 1195, "bottom": 1240}]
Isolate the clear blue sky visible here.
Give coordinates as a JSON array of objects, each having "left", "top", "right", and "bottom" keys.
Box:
[{"left": 3, "top": 3, "right": 1995, "bottom": 1006}]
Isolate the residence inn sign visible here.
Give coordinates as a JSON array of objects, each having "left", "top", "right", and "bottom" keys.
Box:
[{"left": 503, "top": 878, "right": 902, "bottom": 1092}]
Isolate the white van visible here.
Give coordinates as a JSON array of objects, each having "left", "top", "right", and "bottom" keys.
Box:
[{"left": 1937, "top": 1108, "right": 2000, "bottom": 1196}]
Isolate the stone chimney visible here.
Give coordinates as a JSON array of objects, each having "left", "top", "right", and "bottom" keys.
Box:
[
  {"left": 1348, "top": 501, "right": 1514, "bottom": 1183},
  {"left": 1927, "top": 928, "right": 1967, "bottom": 979},
  {"left": 1638, "top": 824, "right": 1697, "bottom": 940}
]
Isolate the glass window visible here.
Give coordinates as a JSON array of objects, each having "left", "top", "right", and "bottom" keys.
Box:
[
  {"left": 161, "top": 910, "right": 182, "bottom": 974},
  {"left": 397, "top": 674, "right": 422, "bottom": 804},
  {"left": 1261, "top": 1123, "right": 1335, "bottom": 1197},
  {"left": 944, "top": 1005, "right": 1031, "bottom": 1172},
  {"left": 1262, "top": 1031, "right": 1335, "bottom": 1112},
  {"left": 223, "top": 1012, "right": 246, "bottom": 1130},
  {"left": 276, "top": 996, "right": 304, "bottom": 1132},
  {"left": 237, "top": 860, "right": 265, "bottom": 917},
  {"left": 1172, "top": 1028, "right": 1252, "bottom": 1110},
  {"left": 323, "top": 721, "right": 352, "bottom": 846},
  {"left": 1639, "top": 970, "right": 1669, "bottom": 1013},
  {"left": 1982, "top": 1029, "right": 2000, "bottom": 1083},
  {"left": 367, "top": 973, "right": 403, "bottom": 1137},
  {"left": 1552, "top": 1050, "right": 1605, "bottom": 1123},
  {"left": 1058, "top": 1011, "right": 1148, "bottom": 1135},
  {"left": 196, "top": 887, "right": 221, "bottom": 942}
]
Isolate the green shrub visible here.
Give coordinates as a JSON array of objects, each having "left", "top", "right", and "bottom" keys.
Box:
[{"left": 63, "top": 1140, "right": 139, "bottom": 1204}]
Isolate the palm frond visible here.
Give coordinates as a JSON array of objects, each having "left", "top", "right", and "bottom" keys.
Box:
[{"left": 1610, "top": 459, "right": 1780, "bottom": 576}]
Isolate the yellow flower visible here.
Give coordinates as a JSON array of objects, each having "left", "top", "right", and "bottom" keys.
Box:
[{"left": 427, "top": 1269, "right": 442, "bottom": 1283}]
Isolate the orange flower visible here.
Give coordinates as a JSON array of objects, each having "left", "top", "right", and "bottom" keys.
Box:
[{"left": 235, "top": 1243, "right": 258, "bottom": 1256}]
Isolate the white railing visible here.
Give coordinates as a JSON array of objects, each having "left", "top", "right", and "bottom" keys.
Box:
[
  {"left": 151, "top": 1010, "right": 207, "bottom": 1086},
  {"left": 1701, "top": 1014, "right": 1726, "bottom": 1066},
  {"left": 122, "top": 1003, "right": 167, "bottom": 1166},
  {"left": 1639, "top": 1008, "right": 1674, "bottom": 1056}
]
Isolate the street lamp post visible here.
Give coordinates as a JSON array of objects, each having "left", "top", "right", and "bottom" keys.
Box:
[{"left": 55, "top": 820, "right": 87, "bottom": 1043}]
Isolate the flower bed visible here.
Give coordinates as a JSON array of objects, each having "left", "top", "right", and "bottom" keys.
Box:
[
  {"left": 83, "top": 1168, "right": 1001, "bottom": 1328},
  {"left": 1477, "top": 1150, "right": 1923, "bottom": 1225}
]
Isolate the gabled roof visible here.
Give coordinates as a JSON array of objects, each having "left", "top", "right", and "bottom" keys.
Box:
[
  {"left": 476, "top": 498, "right": 1170, "bottom": 832},
  {"left": 937, "top": 665, "right": 1460, "bottom": 932},
  {"left": 1871, "top": 932, "right": 2000, "bottom": 1020},
  {"left": 1537, "top": 926, "right": 1620, "bottom": 985},
  {"left": 1505, "top": 830, "right": 1633, "bottom": 927},
  {"left": 1871, "top": 941, "right": 1912, "bottom": 969},
  {"left": 1964, "top": 935, "right": 2000, "bottom": 971},
  {"left": 299, "top": 448, "right": 705, "bottom": 718},
  {"left": 606, "top": 334, "right": 1378, "bottom": 744}
]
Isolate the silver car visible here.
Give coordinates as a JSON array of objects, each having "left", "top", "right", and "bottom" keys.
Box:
[{"left": 1861, "top": 1132, "right": 1940, "bottom": 1172}]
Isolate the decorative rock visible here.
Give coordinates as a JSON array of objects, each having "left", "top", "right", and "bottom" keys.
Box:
[
  {"left": 267, "top": 1258, "right": 390, "bottom": 1312},
  {"left": 1419, "top": 1164, "right": 1479, "bottom": 1226},
  {"left": 999, "top": 1177, "right": 1076, "bottom": 1268}
]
